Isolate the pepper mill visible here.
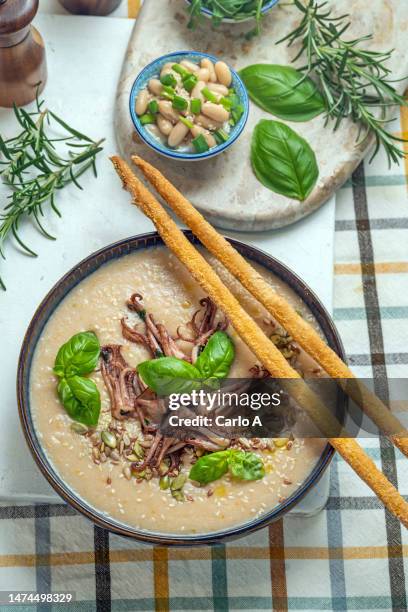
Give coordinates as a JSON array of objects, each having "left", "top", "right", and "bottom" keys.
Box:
[
  {"left": 0, "top": 0, "right": 47, "bottom": 108},
  {"left": 58, "top": 0, "right": 122, "bottom": 16}
]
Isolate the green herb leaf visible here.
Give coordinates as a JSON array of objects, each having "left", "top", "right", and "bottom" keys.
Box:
[
  {"left": 54, "top": 332, "right": 100, "bottom": 379},
  {"left": 0, "top": 94, "right": 104, "bottom": 290},
  {"left": 189, "top": 449, "right": 265, "bottom": 485},
  {"left": 228, "top": 450, "right": 265, "bottom": 480},
  {"left": 57, "top": 376, "right": 101, "bottom": 427},
  {"left": 137, "top": 332, "right": 235, "bottom": 395},
  {"left": 194, "top": 331, "right": 235, "bottom": 381},
  {"left": 189, "top": 450, "right": 230, "bottom": 485},
  {"left": 251, "top": 119, "right": 319, "bottom": 201},
  {"left": 239, "top": 64, "right": 325, "bottom": 122},
  {"left": 137, "top": 357, "right": 201, "bottom": 395}
]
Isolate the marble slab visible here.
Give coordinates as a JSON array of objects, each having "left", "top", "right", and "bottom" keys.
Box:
[{"left": 115, "top": 0, "right": 408, "bottom": 230}]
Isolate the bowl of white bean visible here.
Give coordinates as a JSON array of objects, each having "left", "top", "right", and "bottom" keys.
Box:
[{"left": 129, "top": 51, "right": 249, "bottom": 161}]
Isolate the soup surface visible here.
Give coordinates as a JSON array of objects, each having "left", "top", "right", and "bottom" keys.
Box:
[{"left": 30, "top": 247, "right": 326, "bottom": 535}]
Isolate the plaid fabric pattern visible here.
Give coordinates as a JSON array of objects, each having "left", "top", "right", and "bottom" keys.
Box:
[{"left": 1, "top": 3, "right": 407, "bottom": 611}]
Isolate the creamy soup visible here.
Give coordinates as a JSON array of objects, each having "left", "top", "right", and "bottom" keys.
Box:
[{"left": 30, "top": 247, "right": 326, "bottom": 535}]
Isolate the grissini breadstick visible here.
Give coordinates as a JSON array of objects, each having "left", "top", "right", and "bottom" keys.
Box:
[
  {"left": 133, "top": 155, "right": 408, "bottom": 455},
  {"left": 111, "top": 155, "right": 408, "bottom": 529}
]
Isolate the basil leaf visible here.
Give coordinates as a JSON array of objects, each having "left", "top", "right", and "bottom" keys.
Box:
[
  {"left": 251, "top": 119, "right": 319, "bottom": 201},
  {"left": 137, "top": 357, "right": 201, "bottom": 395},
  {"left": 57, "top": 376, "right": 101, "bottom": 427},
  {"left": 194, "top": 331, "right": 235, "bottom": 381},
  {"left": 189, "top": 449, "right": 266, "bottom": 485},
  {"left": 189, "top": 450, "right": 230, "bottom": 485},
  {"left": 228, "top": 450, "right": 265, "bottom": 481},
  {"left": 239, "top": 64, "right": 325, "bottom": 122},
  {"left": 54, "top": 331, "right": 100, "bottom": 378}
]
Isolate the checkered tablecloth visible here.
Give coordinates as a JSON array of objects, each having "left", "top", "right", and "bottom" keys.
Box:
[{"left": 1, "top": 2, "right": 407, "bottom": 611}]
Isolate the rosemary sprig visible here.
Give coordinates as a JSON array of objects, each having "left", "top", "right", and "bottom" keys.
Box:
[
  {"left": 0, "top": 95, "right": 104, "bottom": 290},
  {"left": 278, "top": 0, "right": 408, "bottom": 166}
]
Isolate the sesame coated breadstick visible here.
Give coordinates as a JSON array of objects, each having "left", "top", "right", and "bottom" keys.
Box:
[
  {"left": 111, "top": 155, "right": 408, "bottom": 529},
  {"left": 132, "top": 155, "right": 408, "bottom": 456}
]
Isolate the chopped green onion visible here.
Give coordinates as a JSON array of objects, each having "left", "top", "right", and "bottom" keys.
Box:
[
  {"left": 161, "top": 85, "right": 175, "bottom": 100},
  {"left": 172, "top": 95, "right": 188, "bottom": 112},
  {"left": 214, "top": 129, "right": 229, "bottom": 144},
  {"left": 172, "top": 63, "right": 191, "bottom": 78},
  {"left": 190, "top": 98, "right": 202, "bottom": 115},
  {"left": 202, "top": 87, "right": 219, "bottom": 104},
  {"left": 183, "top": 74, "right": 198, "bottom": 92},
  {"left": 220, "top": 97, "right": 232, "bottom": 110},
  {"left": 192, "top": 133, "right": 209, "bottom": 153},
  {"left": 148, "top": 100, "right": 159, "bottom": 114},
  {"left": 179, "top": 116, "right": 194, "bottom": 129},
  {"left": 160, "top": 73, "right": 177, "bottom": 87},
  {"left": 228, "top": 88, "right": 236, "bottom": 94},
  {"left": 231, "top": 104, "right": 244, "bottom": 124},
  {"left": 140, "top": 113, "right": 156, "bottom": 126},
  {"left": 227, "top": 93, "right": 241, "bottom": 108}
]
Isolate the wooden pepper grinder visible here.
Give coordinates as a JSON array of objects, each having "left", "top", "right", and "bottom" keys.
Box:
[
  {"left": 58, "top": 0, "right": 122, "bottom": 16},
  {"left": 0, "top": 0, "right": 47, "bottom": 108}
]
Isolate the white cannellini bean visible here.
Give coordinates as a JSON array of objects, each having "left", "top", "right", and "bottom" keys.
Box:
[
  {"left": 157, "top": 115, "right": 173, "bottom": 136},
  {"left": 158, "top": 100, "right": 180, "bottom": 124},
  {"left": 191, "top": 125, "right": 216, "bottom": 148},
  {"left": 180, "top": 60, "right": 199, "bottom": 74},
  {"left": 215, "top": 61, "right": 232, "bottom": 87},
  {"left": 191, "top": 80, "right": 207, "bottom": 102},
  {"left": 200, "top": 58, "right": 217, "bottom": 82},
  {"left": 202, "top": 102, "right": 229, "bottom": 123},
  {"left": 195, "top": 113, "right": 223, "bottom": 130},
  {"left": 196, "top": 68, "right": 210, "bottom": 82},
  {"left": 168, "top": 121, "right": 189, "bottom": 147},
  {"left": 135, "top": 89, "right": 149, "bottom": 116},
  {"left": 147, "top": 124, "right": 162, "bottom": 139},
  {"left": 207, "top": 82, "right": 229, "bottom": 96},
  {"left": 148, "top": 79, "right": 163, "bottom": 95}
]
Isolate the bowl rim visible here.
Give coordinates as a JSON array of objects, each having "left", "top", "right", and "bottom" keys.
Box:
[
  {"left": 184, "top": 0, "right": 280, "bottom": 21},
  {"left": 128, "top": 50, "right": 249, "bottom": 161},
  {"left": 17, "top": 231, "right": 345, "bottom": 546}
]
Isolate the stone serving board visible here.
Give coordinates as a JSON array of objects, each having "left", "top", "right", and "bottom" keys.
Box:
[{"left": 115, "top": 0, "right": 408, "bottom": 231}]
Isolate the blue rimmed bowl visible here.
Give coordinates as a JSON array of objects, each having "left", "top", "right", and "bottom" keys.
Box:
[
  {"left": 129, "top": 51, "right": 249, "bottom": 162},
  {"left": 185, "top": 0, "right": 280, "bottom": 23},
  {"left": 17, "top": 231, "right": 346, "bottom": 546}
]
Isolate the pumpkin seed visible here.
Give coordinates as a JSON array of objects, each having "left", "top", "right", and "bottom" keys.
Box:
[
  {"left": 133, "top": 441, "right": 145, "bottom": 458},
  {"left": 131, "top": 464, "right": 144, "bottom": 478},
  {"left": 171, "top": 473, "right": 187, "bottom": 491},
  {"left": 171, "top": 489, "right": 185, "bottom": 502},
  {"left": 70, "top": 422, "right": 89, "bottom": 435},
  {"left": 270, "top": 333, "right": 282, "bottom": 346},
  {"left": 126, "top": 453, "right": 139, "bottom": 462},
  {"left": 159, "top": 475, "right": 170, "bottom": 490},
  {"left": 92, "top": 447, "right": 100, "bottom": 461},
  {"left": 101, "top": 430, "right": 117, "bottom": 449},
  {"left": 159, "top": 461, "right": 169, "bottom": 476}
]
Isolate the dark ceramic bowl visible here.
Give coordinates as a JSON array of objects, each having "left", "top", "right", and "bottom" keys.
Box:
[{"left": 18, "top": 232, "right": 345, "bottom": 546}]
